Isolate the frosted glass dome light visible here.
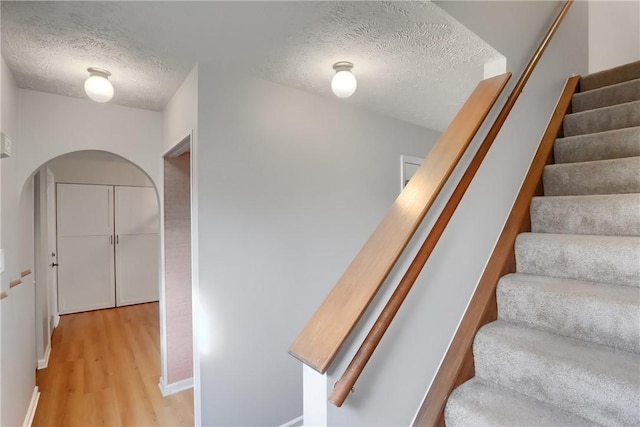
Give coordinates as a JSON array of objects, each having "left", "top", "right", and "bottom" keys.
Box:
[
  {"left": 84, "top": 67, "right": 114, "bottom": 103},
  {"left": 331, "top": 61, "right": 357, "bottom": 98}
]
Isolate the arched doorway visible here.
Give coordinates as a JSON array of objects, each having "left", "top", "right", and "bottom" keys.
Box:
[
  {"left": 23, "top": 150, "right": 193, "bottom": 426},
  {"left": 28, "top": 150, "right": 161, "bottom": 367}
]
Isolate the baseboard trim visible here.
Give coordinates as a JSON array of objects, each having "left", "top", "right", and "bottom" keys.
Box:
[
  {"left": 158, "top": 376, "right": 193, "bottom": 397},
  {"left": 22, "top": 386, "right": 40, "bottom": 427},
  {"left": 37, "top": 343, "right": 51, "bottom": 370},
  {"left": 53, "top": 313, "right": 60, "bottom": 328},
  {"left": 279, "top": 415, "right": 303, "bottom": 427}
]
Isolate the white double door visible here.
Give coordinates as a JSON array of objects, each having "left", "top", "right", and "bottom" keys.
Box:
[{"left": 57, "top": 184, "right": 159, "bottom": 314}]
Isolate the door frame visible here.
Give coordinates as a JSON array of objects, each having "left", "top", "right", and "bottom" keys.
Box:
[{"left": 159, "top": 131, "right": 199, "bottom": 413}]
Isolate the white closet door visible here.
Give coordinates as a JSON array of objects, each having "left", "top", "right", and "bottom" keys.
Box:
[
  {"left": 115, "top": 186, "right": 159, "bottom": 306},
  {"left": 57, "top": 184, "right": 115, "bottom": 314}
]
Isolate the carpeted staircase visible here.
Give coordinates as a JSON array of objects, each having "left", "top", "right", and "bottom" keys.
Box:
[{"left": 445, "top": 61, "right": 640, "bottom": 426}]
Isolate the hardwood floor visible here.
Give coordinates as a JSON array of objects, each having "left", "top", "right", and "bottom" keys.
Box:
[{"left": 33, "top": 303, "right": 194, "bottom": 427}]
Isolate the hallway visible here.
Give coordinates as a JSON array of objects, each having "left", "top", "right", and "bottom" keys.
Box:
[{"left": 33, "top": 303, "right": 193, "bottom": 426}]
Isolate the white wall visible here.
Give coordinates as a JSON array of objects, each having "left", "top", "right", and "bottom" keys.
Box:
[
  {"left": 47, "top": 155, "right": 153, "bottom": 187},
  {"left": 17, "top": 90, "right": 162, "bottom": 189},
  {"left": 163, "top": 66, "right": 198, "bottom": 154},
  {"left": 312, "top": 1, "right": 589, "bottom": 425},
  {"left": 589, "top": 0, "right": 640, "bottom": 73},
  {"left": 195, "top": 71, "right": 440, "bottom": 426},
  {"left": 2, "top": 86, "right": 163, "bottom": 425},
  {"left": 1, "top": 57, "right": 37, "bottom": 427}
]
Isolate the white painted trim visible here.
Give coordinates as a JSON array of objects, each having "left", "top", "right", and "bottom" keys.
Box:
[
  {"left": 163, "top": 134, "right": 191, "bottom": 158},
  {"left": 303, "top": 365, "right": 328, "bottom": 427},
  {"left": 53, "top": 312, "right": 60, "bottom": 328},
  {"left": 159, "top": 160, "right": 169, "bottom": 395},
  {"left": 22, "top": 387, "right": 40, "bottom": 427},
  {"left": 279, "top": 415, "right": 303, "bottom": 427},
  {"left": 190, "top": 124, "right": 202, "bottom": 427},
  {"left": 400, "top": 154, "right": 424, "bottom": 192},
  {"left": 37, "top": 343, "right": 51, "bottom": 370},
  {"left": 158, "top": 377, "right": 194, "bottom": 397}
]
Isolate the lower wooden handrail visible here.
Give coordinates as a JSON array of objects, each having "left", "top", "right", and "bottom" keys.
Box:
[{"left": 330, "top": 0, "right": 574, "bottom": 407}]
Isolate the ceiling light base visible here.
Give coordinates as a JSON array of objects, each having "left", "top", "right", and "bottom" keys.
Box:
[
  {"left": 85, "top": 66, "right": 114, "bottom": 103},
  {"left": 331, "top": 61, "right": 357, "bottom": 98}
]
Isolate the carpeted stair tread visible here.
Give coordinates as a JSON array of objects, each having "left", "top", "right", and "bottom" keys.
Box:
[
  {"left": 530, "top": 194, "right": 640, "bottom": 236},
  {"left": 444, "top": 377, "right": 597, "bottom": 427},
  {"left": 543, "top": 156, "right": 640, "bottom": 196},
  {"left": 580, "top": 60, "right": 640, "bottom": 91},
  {"left": 473, "top": 321, "right": 640, "bottom": 426},
  {"left": 563, "top": 100, "right": 640, "bottom": 137},
  {"left": 572, "top": 78, "right": 640, "bottom": 112},
  {"left": 445, "top": 62, "right": 640, "bottom": 425},
  {"left": 497, "top": 273, "right": 640, "bottom": 353},
  {"left": 515, "top": 232, "right": 640, "bottom": 287},
  {"left": 554, "top": 126, "right": 640, "bottom": 164}
]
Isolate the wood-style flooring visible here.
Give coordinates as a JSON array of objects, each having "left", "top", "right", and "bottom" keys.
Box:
[{"left": 33, "top": 302, "right": 194, "bottom": 426}]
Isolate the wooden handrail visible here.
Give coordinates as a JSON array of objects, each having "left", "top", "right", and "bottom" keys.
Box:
[
  {"left": 330, "top": 0, "right": 574, "bottom": 407},
  {"left": 9, "top": 279, "right": 22, "bottom": 288},
  {"left": 21, "top": 270, "right": 32, "bottom": 277},
  {"left": 414, "top": 74, "right": 580, "bottom": 426},
  {"left": 0, "top": 291, "right": 8, "bottom": 301},
  {"left": 290, "top": 73, "right": 510, "bottom": 373}
]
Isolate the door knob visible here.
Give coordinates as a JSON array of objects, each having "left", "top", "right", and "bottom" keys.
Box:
[{"left": 50, "top": 263, "right": 59, "bottom": 267}]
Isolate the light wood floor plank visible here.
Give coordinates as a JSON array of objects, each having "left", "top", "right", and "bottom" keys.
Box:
[{"left": 33, "top": 302, "right": 194, "bottom": 427}]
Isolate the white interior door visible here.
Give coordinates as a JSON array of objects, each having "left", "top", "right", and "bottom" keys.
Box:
[
  {"left": 46, "top": 168, "right": 59, "bottom": 328},
  {"left": 115, "top": 186, "right": 159, "bottom": 306},
  {"left": 57, "top": 184, "right": 115, "bottom": 314}
]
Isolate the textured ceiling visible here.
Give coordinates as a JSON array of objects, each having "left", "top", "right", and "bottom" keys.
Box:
[
  {"left": 255, "top": 2, "right": 503, "bottom": 131},
  {"left": 1, "top": 1, "right": 503, "bottom": 131}
]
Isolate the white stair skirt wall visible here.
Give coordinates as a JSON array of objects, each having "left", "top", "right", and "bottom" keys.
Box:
[
  {"left": 115, "top": 186, "right": 160, "bottom": 306},
  {"left": 57, "top": 184, "right": 159, "bottom": 314},
  {"left": 57, "top": 184, "right": 116, "bottom": 314},
  {"left": 279, "top": 415, "right": 304, "bottom": 427}
]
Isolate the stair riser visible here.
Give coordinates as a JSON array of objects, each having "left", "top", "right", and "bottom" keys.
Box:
[
  {"left": 543, "top": 156, "right": 640, "bottom": 196},
  {"left": 563, "top": 101, "right": 640, "bottom": 137},
  {"left": 473, "top": 324, "right": 640, "bottom": 426},
  {"left": 497, "top": 275, "right": 640, "bottom": 353},
  {"left": 530, "top": 194, "right": 640, "bottom": 236},
  {"left": 580, "top": 61, "right": 640, "bottom": 91},
  {"left": 554, "top": 126, "right": 640, "bottom": 164},
  {"left": 515, "top": 233, "right": 640, "bottom": 287},
  {"left": 572, "top": 79, "right": 640, "bottom": 113},
  {"left": 445, "top": 378, "right": 596, "bottom": 427}
]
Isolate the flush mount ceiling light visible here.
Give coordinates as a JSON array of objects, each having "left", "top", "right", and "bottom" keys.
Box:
[
  {"left": 331, "top": 61, "right": 357, "bottom": 98},
  {"left": 84, "top": 67, "right": 114, "bottom": 103}
]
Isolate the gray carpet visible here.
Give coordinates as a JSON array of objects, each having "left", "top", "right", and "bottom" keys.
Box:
[
  {"left": 580, "top": 61, "right": 640, "bottom": 91},
  {"left": 554, "top": 126, "right": 640, "bottom": 164},
  {"left": 445, "top": 61, "right": 640, "bottom": 426}
]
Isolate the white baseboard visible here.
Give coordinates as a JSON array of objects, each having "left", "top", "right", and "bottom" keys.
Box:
[
  {"left": 22, "top": 386, "right": 40, "bottom": 427},
  {"left": 53, "top": 313, "right": 60, "bottom": 328},
  {"left": 158, "top": 376, "right": 194, "bottom": 397},
  {"left": 279, "top": 415, "right": 303, "bottom": 427},
  {"left": 37, "top": 343, "right": 51, "bottom": 370}
]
